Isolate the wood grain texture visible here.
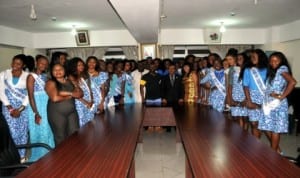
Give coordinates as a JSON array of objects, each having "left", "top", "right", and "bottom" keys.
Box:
[
  {"left": 173, "top": 104, "right": 300, "bottom": 177},
  {"left": 17, "top": 104, "right": 143, "bottom": 178}
]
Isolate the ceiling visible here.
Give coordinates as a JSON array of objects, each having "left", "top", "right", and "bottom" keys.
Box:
[{"left": 0, "top": 0, "right": 300, "bottom": 42}]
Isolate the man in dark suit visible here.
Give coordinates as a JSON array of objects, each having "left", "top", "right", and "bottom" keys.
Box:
[
  {"left": 161, "top": 63, "right": 184, "bottom": 105},
  {"left": 161, "top": 63, "right": 183, "bottom": 132}
]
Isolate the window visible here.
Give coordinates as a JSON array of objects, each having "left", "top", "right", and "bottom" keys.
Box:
[
  {"left": 103, "top": 47, "right": 125, "bottom": 60},
  {"left": 173, "top": 45, "right": 210, "bottom": 60}
]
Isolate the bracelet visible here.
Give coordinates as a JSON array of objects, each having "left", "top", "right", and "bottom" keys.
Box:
[{"left": 18, "top": 106, "right": 25, "bottom": 112}]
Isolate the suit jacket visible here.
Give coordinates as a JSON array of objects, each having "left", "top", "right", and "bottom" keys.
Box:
[{"left": 161, "top": 74, "right": 183, "bottom": 104}]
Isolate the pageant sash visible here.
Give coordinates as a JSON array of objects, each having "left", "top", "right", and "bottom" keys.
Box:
[
  {"left": 250, "top": 67, "right": 266, "bottom": 96},
  {"left": 210, "top": 72, "right": 226, "bottom": 97},
  {"left": 79, "top": 78, "right": 92, "bottom": 101},
  {"left": 4, "top": 76, "right": 26, "bottom": 102},
  {"left": 31, "top": 73, "right": 46, "bottom": 89}
]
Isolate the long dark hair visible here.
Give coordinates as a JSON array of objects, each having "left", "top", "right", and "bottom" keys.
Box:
[
  {"left": 182, "top": 62, "right": 192, "bottom": 77},
  {"left": 86, "top": 56, "right": 100, "bottom": 72},
  {"left": 267, "top": 51, "right": 292, "bottom": 83},
  {"left": 67, "top": 57, "right": 88, "bottom": 80},
  {"left": 238, "top": 52, "right": 251, "bottom": 81},
  {"left": 250, "top": 49, "right": 268, "bottom": 69}
]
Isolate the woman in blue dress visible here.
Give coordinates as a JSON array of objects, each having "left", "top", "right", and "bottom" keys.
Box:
[
  {"left": 86, "top": 56, "right": 108, "bottom": 113},
  {"left": 200, "top": 57, "right": 226, "bottom": 112},
  {"left": 124, "top": 60, "right": 135, "bottom": 104},
  {"left": 227, "top": 52, "right": 249, "bottom": 129},
  {"left": 259, "top": 52, "right": 296, "bottom": 153},
  {"left": 243, "top": 49, "right": 268, "bottom": 138},
  {"left": 0, "top": 54, "right": 29, "bottom": 160},
  {"left": 67, "top": 58, "right": 95, "bottom": 127},
  {"left": 26, "top": 55, "right": 54, "bottom": 161},
  {"left": 110, "top": 61, "right": 126, "bottom": 105}
]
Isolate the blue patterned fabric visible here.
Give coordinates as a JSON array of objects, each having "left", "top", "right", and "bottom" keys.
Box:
[
  {"left": 259, "top": 66, "right": 289, "bottom": 133},
  {"left": 124, "top": 73, "right": 135, "bottom": 104},
  {"left": 200, "top": 70, "right": 226, "bottom": 112},
  {"left": 243, "top": 68, "right": 267, "bottom": 91},
  {"left": 230, "top": 67, "right": 247, "bottom": 117},
  {"left": 75, "top": 78, "right": 95, "bottom": 127},
  {"left": 2, "top": 84, "right": 28, "bottom": 158},
  {"left": 28, "top": 73, "right": 54, "bottom": 161}
]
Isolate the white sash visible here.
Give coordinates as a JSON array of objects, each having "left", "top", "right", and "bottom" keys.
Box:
[
  {"left": 210, "top": 72, "right": 226, "bottom": 97},
  {"left": 250, "top": 68, "right": 266, "bottom": 96},
  {"left": 4, "top": 77, "right": 26, "bottom": 102},
  {"left": 79, "top": 78, "right": 92, "bottom": 101},
  {"left": 31, "top": 73, "right": 46, "bottom": 89}
]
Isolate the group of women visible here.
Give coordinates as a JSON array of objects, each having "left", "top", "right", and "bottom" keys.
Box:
[{"left": 0, "top": 49, "right": 296, "bottom": 163}]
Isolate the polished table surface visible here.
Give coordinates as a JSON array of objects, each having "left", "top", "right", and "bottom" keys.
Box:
[
  {"left": 173, "top": 104, "right": 300, "bottom": 177},
  {"left": 17, "top": 104, "right": 300, "bottom": 177},
  {"left": 17, "top": 104, "right": 143, "bottom": 178}
]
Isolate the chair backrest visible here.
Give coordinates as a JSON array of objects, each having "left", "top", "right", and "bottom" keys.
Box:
[{"left": 0, "top": 109, "right": 21, "bottom": 166}]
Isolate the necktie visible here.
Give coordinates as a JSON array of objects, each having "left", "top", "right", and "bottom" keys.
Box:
[{"left": 171, "top": 75, "right": 175, "bottom": 86}]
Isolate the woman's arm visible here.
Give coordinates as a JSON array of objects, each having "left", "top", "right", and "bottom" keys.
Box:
[
  {"left": 45, "top": 80, "right": 72, "bottom": 102},
  {"left": 272, "top": 72, "right": 297, "bottom": 100},
  {"left": 26, "top": 74, "right": 41, "bottom": 124}
]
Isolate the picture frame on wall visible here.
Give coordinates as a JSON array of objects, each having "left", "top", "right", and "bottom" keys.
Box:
[
  {"left": 75, "top": 30, "right": 90, "bottom": 46},
  {"left": 141, "top": 44, "right": 156, "bottom": 59},
  {"left": 204, "top": 29, "right": 222, "bottom": 44}
]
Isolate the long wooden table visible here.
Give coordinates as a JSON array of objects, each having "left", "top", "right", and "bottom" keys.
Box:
[
  {"left": 17, "top": 104, "right": 300, "bottom": 177},
  {"left": 173, "top": 104, "right": 300, "bottom": 177},
  {"left": 17, "top": 104, "right": 143, "bottom": 178}
]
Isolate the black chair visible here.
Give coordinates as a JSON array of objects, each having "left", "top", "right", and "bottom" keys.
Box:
[{"left": 0, "top": 110, "right": 52, "bottom": 177}]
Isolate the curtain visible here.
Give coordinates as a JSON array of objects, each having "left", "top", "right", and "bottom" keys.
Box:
[
  {"left": 122, "top": 46, "right": 138, "bottom": 60},
  {"left": 159, "top": 45, "right": 174, "bottom": 59},
  {"left": 66, "top": 47, "right": 108, "bottom": 61},
  {"left": 208, "top": 45, "right": 252, "bottom": 58}
]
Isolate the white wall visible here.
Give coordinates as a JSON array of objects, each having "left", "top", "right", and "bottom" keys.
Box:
[
  {"left": 33, "top": 30, "right": 138, "bottom": 48},
  {"left": 160, "top": 28, "right": 266, "bottom": 45},
  {"left": 260, "top": 39, "right": 300, "bottom": 87},
  {"left": 0, "top": 25, "right": 33, "bottom": 48},
  {"left": 0, "top": 45, "right": 23, "bottom": 72},
  {"left": 23, "top": 48, "right": 47, "bottom": 58}
]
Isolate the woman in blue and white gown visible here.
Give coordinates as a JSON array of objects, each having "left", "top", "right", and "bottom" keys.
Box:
[
  {"left": 68, "top": 57, "right": 95, "bottom": 127},
  {"left": 259, "top": 52, "right": 296, "bottom": 153},
  {"left": 26, "top": 55, "right": 54, "bottom": 161},
  {"left": 243, "top": 49, "right": 268, "bottom": 139},
  {"left": 200, "top": 58, "right": 226, "bottom": 112},
  {"left": 227, "top": 52, "right": 249, "bottom": 130},
  {"left": 86, "top": 56, "right": 108, "bottom": 113},
  {"left": 123, "top": 60, "right": 135, "bottom": 104},
  {"left": 0, "top": 54, "right": 29, "bottom": 160}
]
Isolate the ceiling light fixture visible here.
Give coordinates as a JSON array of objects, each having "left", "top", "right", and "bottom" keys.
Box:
[
  {"left": 254, "top": 0, "right": 258, "bottom": 5},
  {"left": 30, "top": 4, "right": 37, "bottom": 20},
  {"left": 71, "top": 25, "right": 77, "bottom": 35},
  {"left": 220, "top": 22, "right": 226, "bottom": 33}
]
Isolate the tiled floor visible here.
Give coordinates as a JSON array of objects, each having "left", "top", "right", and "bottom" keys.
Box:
[
  {"left": 135, "top": 130, "right": 185, "bottom": 178},
  {"left": 135, "top": 124, "right": 299, "bottom": 178}
]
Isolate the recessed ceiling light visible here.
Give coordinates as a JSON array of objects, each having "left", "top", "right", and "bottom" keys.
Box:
[{"left": 51, "top": 17, "right": 57, "bottom": 21}]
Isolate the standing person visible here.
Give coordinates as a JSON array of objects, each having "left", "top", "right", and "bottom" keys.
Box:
[
  {"left": 200, "top": 58, "right": 226, "bottom": 112},
  {"left": 109, "top": 61, "right": 126, "bottom": 105},
  {"left": 227, "top": 52, "right": 248, "bottom": 128},
  {"left": 259, "top": 52, "right": 296, "bottom": 153},
  {"left": 50, "top": 52, "right": 68, "bottom": 69},
  {"left": 86, "top": 56, "right": 107, "bottom": 114},
  {"left": 0, "top": 54, "right": 29, "bottom": 161},
  {"left": 123, "top": 60, "right": 135, "bottom": 104},
  {"left": 45, "top": 63, "right": 82, "bottom": 146},
  {"left": 182, "top": 63, "right": 198, "bottom": 103},
  {"left": 140, "top": 62, "right": 162, "bottom": 105},
  {"left": 243, "top": 49, "right": 268, "bottom": 138},
  {"left": 26, "top": 55, "right": 54, "bottom": 161},
  {"left": 161, "top": 63, "right": 184, "bottom": 105},
  {"left": 67, "top": 58, "right": 95, "bottom": 127},
  {"left": 131, "top": 60, "right": 148, "bottom": 103}
]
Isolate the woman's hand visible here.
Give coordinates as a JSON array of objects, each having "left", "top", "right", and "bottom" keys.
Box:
[{"left": 35, "top": 114, "right": 42, "bottom": 125}]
